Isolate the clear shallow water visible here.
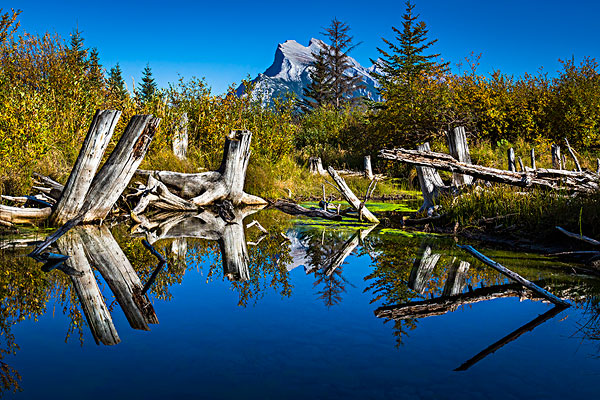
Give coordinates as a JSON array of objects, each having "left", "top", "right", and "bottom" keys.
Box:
[{"left": 1, "top": 210, "right": 599, "bottom": 399}]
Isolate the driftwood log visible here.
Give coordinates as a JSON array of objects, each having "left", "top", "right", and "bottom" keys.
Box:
[
  {"left": 458, "top": 245, "right": 570, "bottom": 306},
  {"left": 379, "top": 147, "right": 599, "bottom": 193},
  {"left": 327, "top": 167, "right": 379, "bottom": 223},
  {"left": 135, "top": 130, "right": 266, "bottom": 208},
  {"left": 269, "top": 199, "right": 342, "bottom": 221}
]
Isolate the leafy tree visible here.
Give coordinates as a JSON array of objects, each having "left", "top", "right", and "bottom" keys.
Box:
[
  {"left": 108, "top": 63, "right": 127, "bottom": 100},
  {"left": 138, "top": 63, "right": 157, "bottom": 104}
]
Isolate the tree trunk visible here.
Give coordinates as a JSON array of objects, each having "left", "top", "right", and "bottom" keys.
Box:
[
  {"left": 447, "top": 126, "right": 473, "bottom": 186},
  {"left": 81, "top": 115, "right": 160, "bottom": 222},
  {"left": 172, "top": 112, "right": 188, "bottom": 160},
  {"left": 51, "top": 110, "right": 121, "bottom": 225},
  {"left": 507, "top": 147, "right": 516, "bottom": 172},
  {"left": 327, "top": 167, "right": 379, "bottom": 223},
  {"left": 415, "top": 142, "right": 446, "bottom": 213},
  {"left": 364, "top": 155, "right": 374, "bottom": 180}
]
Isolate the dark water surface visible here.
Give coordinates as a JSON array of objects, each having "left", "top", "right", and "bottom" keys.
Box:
[{"left": 1, "top": 209, "right": 599, "bottom": 399}]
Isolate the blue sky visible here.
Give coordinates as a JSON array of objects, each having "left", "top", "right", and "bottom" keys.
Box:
[{"left": 10, "top": 0, "right": 600, "bottom": 94}]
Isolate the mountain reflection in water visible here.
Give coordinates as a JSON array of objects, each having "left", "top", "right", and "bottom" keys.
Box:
[{"left": 1, "top": 208, "right": 600, "bottom": 398}]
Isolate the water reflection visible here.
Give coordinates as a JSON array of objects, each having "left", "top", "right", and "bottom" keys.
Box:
[{"left": 2, "top": 208, "right": 600, "bottom": 396}]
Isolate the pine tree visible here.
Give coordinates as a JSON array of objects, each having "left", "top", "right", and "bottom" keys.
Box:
[
  {"left": 322, "top": 18, "right": 365, "bottom": 109},
  {"left": 88, "top": 47, "right": 103, "bottom": 87},
  {"left": 301, "top": 47, "right": 333, "bottom": 111},
  {"left": 108, "top": 63, "right": 127, "bottom": 100},
  {"left": 369, "top": 1, "right": 450, "bottom": 147},
  {"left": 138, "top": 63, "right": 157, "bottom": 104},
  {"left": 67, "top": 27, "right": 87, "bottom": 68},
  {"left": 373, "top": 1, "right": 448, "bottom": 91}
]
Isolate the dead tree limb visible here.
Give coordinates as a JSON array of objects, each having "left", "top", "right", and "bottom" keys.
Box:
[
  {"left": 556, "top": 226, "right": 600, "bottom": 246},
  {"left": 458, "top": 245, "right": 570, "bottom": 306},
  {"left": 269, "top": 199, "right": 342, "bottom": 221},
  {"left": 327, "top": 167, "right": 379, "bottom": 223},
  {"left": 564, "top": 137, "right": 582, "bottom": 172},
  {"left": 379, "top": 147, "right": 599, "bottom": 193}
]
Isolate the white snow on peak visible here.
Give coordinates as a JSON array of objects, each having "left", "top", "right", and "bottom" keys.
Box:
[{"left": 238, "top": 38, "right": 381, "bottom": 103}]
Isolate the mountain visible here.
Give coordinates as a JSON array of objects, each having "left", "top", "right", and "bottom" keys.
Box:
[{"left": 237, "top": 38, "right": 380, "bottom": 104}]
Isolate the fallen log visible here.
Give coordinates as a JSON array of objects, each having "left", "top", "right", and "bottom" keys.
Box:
[
  {"left": 458, "top": 245, "right": 570, "bottom": 307},
  {"left": 269, "top": 199, "right": 342, "bottom": 221},
  {"left": 132, "top": 175, "right": 199, "bottom": 214},
  {"left": 379, "top": 147, "right": 599, "bottom": 192},
  {"left": 327, "top": 167, "right": 379, "bottom": 223},
  {"left": 556, "top": 226, "right": 600, "bottom": 246},
  {"left": 0, "top": 205, "right": 52, "bottom": 225}
]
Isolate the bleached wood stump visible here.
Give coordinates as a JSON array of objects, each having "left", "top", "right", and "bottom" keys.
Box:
[
  {"left": 137, "top": 130, "right": 266, "bottom": 207},
  {"left": 309, "top": 157, "right": 327, "bottom": 175},
  {"left": 172, "top": 112, "right": 188, "bottom": 160},
  {"left": 364, "top": 155, "right": 374, "bottom": 180},
  {"left": 415, "top": 142, "right": 445, "bottom": 213},
  {"left": 447, "top": 126, "right": 473, "bottom": 186}
]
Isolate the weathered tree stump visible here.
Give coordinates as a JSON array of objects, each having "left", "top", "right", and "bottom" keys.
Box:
[
  {"left": 80, "top": 115, "right": 160, "bottom": 222},
  {"left": 308, "top": 157, "right": 327, "bottom": 175},
  {"left": 415, "top": 143, "right": 445, "bottom": 213},
  {"left": 364, "top": 155, "right": 374, "bottom": 180},
  {"left": 172, "top": 112, "right": 188, "bottom": 160},
  {"left": 530, "top": 148, "right": 536, "bottom": 170},
  {"left": 137, "top": 130, "right": 266, "bottom": 207},
  {"left": 551, "top": 144, "right": 562, "bottom": 170},
  {"left": 50, "top": 110, "right": 121, "bottom": 225},
  {"left": 507, "top": 148, "right": 516, "bottom": 172},
  {"left": 447, "top": 126, "right": 473, "bottom": 186}
]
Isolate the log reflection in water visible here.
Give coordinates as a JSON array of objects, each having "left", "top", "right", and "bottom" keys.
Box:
[
  {"left": 133, "top": 206, "right": 264, "bottom": 282},
  {"left": 408, "top": 244, "right": 441, "bottom": 294},
  {"left": 56, "top": 229, "right": 120, "bottom": 345},
  {"left": 375, "top": 282, "right": 542, "bottom": 320},
  {"left": 455, "top": 305, "right": 568, "bottom": 371},
  {"left": 79, "top": 226, "right": 158, "bottom": 329}
]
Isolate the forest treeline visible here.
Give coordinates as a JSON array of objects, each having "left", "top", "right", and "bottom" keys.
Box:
[{"left": 1, "top": 2, "right": 600, "bottom": 196}]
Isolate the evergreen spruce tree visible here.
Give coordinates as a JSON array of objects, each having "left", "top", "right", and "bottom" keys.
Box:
[
  {"left": 138, "top": 63, "right": 157, "bottom": 104},
  {"left": 87, "top": 47, "right": 103, "bottom": 87},
  {"left": 301, "top": 47, "right": 333, "bottom": 111},
  {"left": 370, "top": 1, "right": 450, "bottom": 147},
  {"left": 322, "top": 18, "right": 365, "bottom": 109},
  {"left": 67, "top": 28, "right": 87, "bottom": 68},
  {"left": 108, "top": 63, "right": 127, "bottom": 100}
]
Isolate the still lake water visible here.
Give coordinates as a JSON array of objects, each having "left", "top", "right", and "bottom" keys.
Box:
[{"left": 1, "top": 208, "right": 599, "bottom": 399}]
